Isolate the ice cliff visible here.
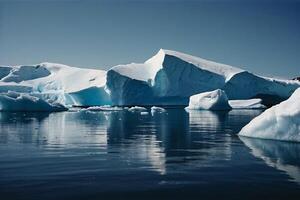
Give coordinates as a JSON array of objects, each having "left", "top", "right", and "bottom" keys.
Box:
[{"left": 106, "top": 49, "right": 300, "bottom": 106}]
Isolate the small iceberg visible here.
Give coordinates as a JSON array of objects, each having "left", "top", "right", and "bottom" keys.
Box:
[
  {"left": 186, "top": 89, "right": 232, "bottom": 111},
  {"left": 151, "top": 106, "right": 166, "bottom": 115},
  {"left": 239, "top": 88, "right": 300, "bottom": 142}
]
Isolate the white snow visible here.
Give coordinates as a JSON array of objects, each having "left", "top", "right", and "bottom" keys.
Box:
[
  {"left": 0, "top": 63, "right": 111, "bottom": 107},
  {"left": 150, "top": 106, "right": 166, "bottom": 115},
  {"left": 229, "top": 99, "right": 266, "bottom": 109},
  {"left": 150, "top": 49, "right": 244, "bottom": 81},
  {"left": 239, "top": 88, "right": 300, "bottom": 142},
  {"left": 186, "top": 89, "right": 232, "bottom": 110},
  {"left": 107, "top": 49, "right": 300, "bottom": 106},
  {"left": 86, "top": 105, "right": 123, "bottom": 111},
  {"left": 128, "top": 106, "right": 147, "bottom": 112},
  {"left": 0, "top": 91, "right": 67, "bottom": 112}
]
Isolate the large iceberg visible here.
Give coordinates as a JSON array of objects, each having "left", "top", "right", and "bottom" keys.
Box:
[
  {"left": 0, "top": 63, "right": 111, "bottom": 107},
  {"left": 239, "top": 88, "right": 300, "bottom": 142},
  {"left": 106, "top": 49, "right": 300, "bottom": 106},
  {"left": 186, "top": 89, "right": 231, "bottom": 110}
]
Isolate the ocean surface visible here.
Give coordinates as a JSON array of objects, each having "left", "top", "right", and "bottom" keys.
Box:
[{"left": 0, "top": 108, "right": 299, "bottom": 200}]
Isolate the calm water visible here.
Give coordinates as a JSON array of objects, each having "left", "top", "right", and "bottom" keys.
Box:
[{"left": 0, "top": 109, "right": 300, "bottom": 200}]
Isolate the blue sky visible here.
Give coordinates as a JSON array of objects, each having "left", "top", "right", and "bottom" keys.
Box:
[{"left": 0, "top": 0, "right": 299, "bottom": 78}]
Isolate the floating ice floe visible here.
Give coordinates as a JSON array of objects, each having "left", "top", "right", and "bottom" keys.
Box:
[{"left": 150, "top": 106, "right": 166, "bottom": 115}]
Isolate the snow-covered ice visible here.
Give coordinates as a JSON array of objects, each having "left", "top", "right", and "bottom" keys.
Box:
[
  {"left": 239, "top": 88, "right": 300, "bottom": 142},
  {"left": 186, "top": 89, "right": 232, "bottom": 110},
  {"left": 128, "top": 106, "right": 147, "bottom": 112},
  {"left": 0, "top": 91, "right": 67, "bottom": 112},
  {"left": 106, "top": 49, "right": 300, "bottom": 106},
  {"left": 229, "top": 99, "right": 266, "bottom": 109},
  {"left": 0, "top": 63, "right": 111, "bottom": 107}
]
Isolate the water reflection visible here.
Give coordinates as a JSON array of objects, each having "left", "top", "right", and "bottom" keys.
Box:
[
  {"left": 1, "top": 109, "right": 300, "bottom": 199},
  {"left": 0, "top": 109, "right": 244, "bottom": 174},
  {"left": 0, "top": 111, "right": 109, "bottom": 147},
  {"left": 240, "top": 137, "right": 300, "bottom": 184},
  {"left": 0, "top": 109, "right": 265, "bottom": 176}
]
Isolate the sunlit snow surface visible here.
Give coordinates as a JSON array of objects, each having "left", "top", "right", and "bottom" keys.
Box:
[
  {"left": 186, "top": 89, "right": 231, "bottom": 110},
  {"left": 107, "top": 49, "right": 300, "bottom": 106},
  {"left": 0, "top": 63, "right": 111, "bottom": 109},
  {"left": 239, "top": 88, "right": 300, "bottom": 142}
]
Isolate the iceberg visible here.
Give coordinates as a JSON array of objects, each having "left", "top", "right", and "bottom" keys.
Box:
[
  {"left": 0, "top": 63, "right": 111, "bottom": 107},
  {"left": 186, "top": 89, "right": 232, "bottom": 110},
  {"left": 1, "top": 49, "right": 299, "bottom": 109},
  {"left": 239, "top": 88, "right": 300, "bottom": 142},
  {"left": 106, "top": 49, "right": 300, "bottom": 106},
  {"left": 229, "top": 99, "right": 266, "bottom": 109},
  {"left": 0, "top": 91, "right": 67, "bottom": 112}
]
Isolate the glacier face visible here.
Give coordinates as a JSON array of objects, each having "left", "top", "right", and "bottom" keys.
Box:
[
  {"left": 106, "top": 49, "right": 300, "bottom": 106},
  {"left": 0, "top": 49, "right": 299, "bottom": 110}
]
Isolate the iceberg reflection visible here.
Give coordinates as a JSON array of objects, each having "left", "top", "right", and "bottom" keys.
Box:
[{"left": 240, "top": 137, "right": 300, "bottom": 184}]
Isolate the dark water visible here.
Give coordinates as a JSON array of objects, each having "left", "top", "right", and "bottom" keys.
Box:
[{"left": 0, "top": 109, "right": 300, "bottom": 200}]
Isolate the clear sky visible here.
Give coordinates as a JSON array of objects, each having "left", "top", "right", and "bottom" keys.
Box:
[{"left": 0, "top": 0, "right": 299, "bottom": 78}]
